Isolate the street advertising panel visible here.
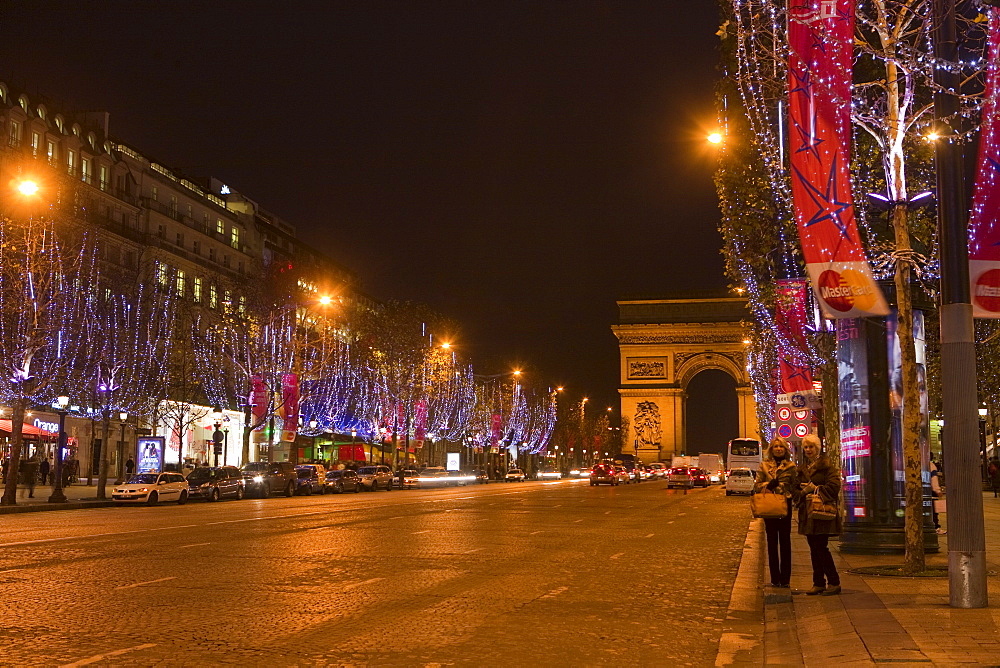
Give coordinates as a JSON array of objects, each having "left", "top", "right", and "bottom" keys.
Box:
[
  {"left": 787, "top": 0, "right": 888, "bottom": 318},
  {"left": 446, "top": 452, "right": 460, "bottom": 471},
  {"left": 838, "top": 318, "right": 872, "bottom": 521},
  {"left": 886, "top": 309, "right": 931, "bottom": 520},
  {"left": 137, "top": 436, "right": 165, "bottom": 474}
]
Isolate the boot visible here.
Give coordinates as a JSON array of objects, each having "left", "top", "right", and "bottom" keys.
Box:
[
  {"left": 805, "top": 586, "right": 825, "bottom": 595},
  {"left": 822, "top": 585, "right": 841, "bottom": 596}
]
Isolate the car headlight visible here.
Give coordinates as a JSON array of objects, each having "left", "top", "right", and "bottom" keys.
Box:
[
  {"left": 200, "top": 482, "right": 211, "bottom": 488},
  {"left": 253, "top": 475, "right": 264, "bottom": 483},
  {"left": 137, "top": 487, "right": 148, "bottom": 493}
]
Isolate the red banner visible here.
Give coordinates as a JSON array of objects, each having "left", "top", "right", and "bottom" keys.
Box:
[
  {"left": 970, "top": 10, "right": 1000, "bottom": 316},
  {"left": 490, "top": 413, "right": 502, "bottom": 453},
  {"left": 251, "top": 375, "right": 268, "bottom": 430},
  {"left": 337, "top": 445, "right": 367, "bottom": 462},
  {"left": 775, "top": 279, "right": 813, "bottom": 393},
  {"left": 413, "top": 400, "right": 427, "bottom": 448},
  {"left": 787, "top": 0, "right": 888, "bottom": 319},
  {"left": 279, "top": 373, "right": 299, "bottom": 442}
]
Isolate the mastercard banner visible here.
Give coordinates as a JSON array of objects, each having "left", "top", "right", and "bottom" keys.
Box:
[
  {"left": 970, "top": 10, "right": 1000, "bottom": 317},
  {"left": 787, "top": 0, "right": 888, "bottom": 319}
]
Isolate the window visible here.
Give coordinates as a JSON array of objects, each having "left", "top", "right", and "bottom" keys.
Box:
[
  {"left": 124, "top": 250, "right": 136, "bottom": 269},
  {"left": 66, "top": 149, "right": 76, "bottom": 176},
  {"left": 157, "top": 224, "right": 166, "bottom": 239},
  {"left": 230, "top": 226, "right": 240, "bottom": 249},
  {"left": 169, "top": 196, "right": 178, "bottom": 218},
  {"left": 209, "top": 247, "right": 216, "bottom": 262},
  {"left": 192, "top": 240, "right": 200, "bottom": 255},
  {"left": 156, "top": 263, "right": 168, "bottom": 287},
  {"left": 238, "top": 260, "right": 244, "bottom": 275},
  {"left": 238, "top": 295, "right": 246, "bottom": 313},
  {"left": 81, "top": 158, "right": 91, "bottom": 184},
  {"left": 222, "top": 254, "right": 230, "bottom": 268},
  {"left": 175, "top": 232, "right": 184, "bottom": 247},
  {"left": 151, "top": 186, "right": 158, "bottom": 202},
  {"left": 186, "top": 203, "right": 193, "bottom": 218},
  {"left": 176, "top": 270, "right": 186, "bottom": 297},
  {"left": 30, "top": 132, "right": 40, "bottom": 156},
  {"left": 216, "top": 219, "right": 225, "bottom": 235},
  {"left": 209, "top": 284, "right": 218, "bottom": 309},
  {"left": 193, "top": 277, "right": 202, "bottom": 303},
  {"left": 223, "top": 290, "right": 232, "bottom": 311},
  {"left": 8, "top": 121, "right": 20, "bottom": 148},
  {"left": 99, "top": 165, "right": 109, "bottom": 192},
  {"left": 46, "top": 140, "right": 57, "bottom": 165}
]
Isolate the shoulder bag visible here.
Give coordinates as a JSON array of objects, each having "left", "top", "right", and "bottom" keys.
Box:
[
  {"left": 807, "top": 493, "right": 838, "bottom": 520},
  {"left": 750, "top": 489, "right": 788, "bottom": 518}
]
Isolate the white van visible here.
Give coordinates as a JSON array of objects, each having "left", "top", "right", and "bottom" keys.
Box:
[{"left": 725, "top": 468, "right": 755, "bottom": 496}]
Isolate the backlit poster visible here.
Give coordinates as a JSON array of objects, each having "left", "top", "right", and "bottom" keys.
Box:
[
  {"left": 838, "top": 318, "right": 871, "bottom": 519},
  {"left": 137, "top": 436, "right": 165, "bottom": 474}
]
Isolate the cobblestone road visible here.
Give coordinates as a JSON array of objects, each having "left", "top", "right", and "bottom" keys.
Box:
[{"left": 0, "top": 478, "right": 750, "bottom": 666}]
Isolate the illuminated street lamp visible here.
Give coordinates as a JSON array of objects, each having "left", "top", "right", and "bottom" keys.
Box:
[
  {"left": 16, "top": 179, "right": 39, "bottom": 196},
  {"left": 47, "top": 395, "right": 70, "bottom": 503},
  {"left": 117, "top": 411, "right": 128, "bottom": 483},
  {"left": 212, "top": 406, "right": 224, "bottom": 467}
]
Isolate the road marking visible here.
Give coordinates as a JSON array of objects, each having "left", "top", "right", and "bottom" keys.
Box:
[
  {"left": 307, "top": 526, "right": 330, "bottom": 531},
  {"left": 387, "top": 516, "right": 405, "bottom": 520},
  {"left": 540, "top": 586, "right": 568, "bottom": 599},
  {"left": 644, "top": 533, "right": 654, "bottom": 538},
  {"left": 60, "top": 643, "right": 157, "bottom": 667},
  {"left": 610, "top": 552, "right": 624, "bottom": 560},
  {"left": 530, "top": 530, "right": 543, "bottom": 535},
  {"left": 604, "top": 510, "right": 611, "bottom": 515},
  {"left": 342, "top": 577, "right": 383, "bottom": 591},
  {"left": 178, "top": 542, "right": 210, "bottom": 548},
  {"left": 464, "top": 548, "right": 481, "bottom": 554},
  {"left": 115, "top": 576, "right": 176, "bottom": 590},
  {"left": 412, "top": 530, "right": 431, "bottom": 534},
  {"left": 573, "top": 519, "right": 583, "bottom": 523}
]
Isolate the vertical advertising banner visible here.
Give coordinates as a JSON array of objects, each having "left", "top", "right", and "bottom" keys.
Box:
[
  {"left": 413, "top": 400, "right": 427, "bottom": 448},
  {"left": 886, "top": 310, "right": 931, "bottom": 514},
  {"left": 137, "top": 436, "right": 165, "bottom": 473},
  {"left": 969, "top": 10, "right": 1000, "bottom": 316},
  {"left": 279, "top": 373, "right": 299, "bottom": 442},
  {"left": 775, "top": 278, "right": 815, "bottom": 395},
  {"left": 787, "top": 0, "right": 889, "bottom": 318},
  {"left": 251, "top": 375, "right": 268, "bottom": 430},
  {"left": 838, "top": 318, "right": 872, "bottom": 521},
  {"left": 490, "top": 413, "right": 502, "bottom": 454}
]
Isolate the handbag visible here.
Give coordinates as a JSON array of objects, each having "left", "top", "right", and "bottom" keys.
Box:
[
  {"left": 808, "top": 493, "right": 838, "bottom": 521},
  {"left": 933, "top": 497, "right": 946, "bottom": 514},
  {"left": 750, "top": 489, "right": 788, "bottom": 518}
]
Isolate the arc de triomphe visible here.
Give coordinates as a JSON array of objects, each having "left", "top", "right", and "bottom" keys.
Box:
[{"left": 612, "top": 294, "right": 760, "bottom": 463}]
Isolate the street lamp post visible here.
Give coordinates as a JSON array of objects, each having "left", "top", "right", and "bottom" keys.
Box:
[
  {"left": 117, "top": 411, "right": 128, "bottom": 483},
  {"left": 48, "top": 396, "right": 69, "bottom": 503},
  {"left": 212, "top": 407, "right": 224, "bottom": 467}
]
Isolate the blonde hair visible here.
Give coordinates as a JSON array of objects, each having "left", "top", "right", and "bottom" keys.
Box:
[
  {"left": 801, "top": 434, "right": 821, "bottom": 449},
  {"left": 767, "top": 436, "right": 789, "bottom": 460}
]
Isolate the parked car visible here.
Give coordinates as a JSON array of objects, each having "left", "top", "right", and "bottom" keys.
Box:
[
  {"left": 504, "top": 468, "right": 526, "bottom": 482},
  {"left": 666, "top": 466, "right": 694, "bottom": 489},
  {"left": 186, "top": 466, "right": 245, "bottom": 501},
  {"left": 725, "top": 467, "right": 755, "bottom": 496},
  {"left": 241, "top": 461, "right": 297, "bottom": 498},
  {"left": 113, "top": 472, "right": 189, "bottom": 506},
  {"left": 294, "top": 464, "right": 327, "bottom": 495},
  {"left": 325, "top": 469, "right": 363, "bottom": 493},
  {"left": 357, "top": 465, "right": 395, "bottom": 491},
  {"left": 396, "top": 469, "right": 421, "bottom": 489},
  {"left": 589, "top": 464, "right": 618, "bottom": 486}
]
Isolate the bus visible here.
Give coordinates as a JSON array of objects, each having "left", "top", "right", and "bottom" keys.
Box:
[{"left": 727, "top": 438, "right": 762, "bottom": 473}]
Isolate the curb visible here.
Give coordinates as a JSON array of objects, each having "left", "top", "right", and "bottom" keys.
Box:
[
  {"left": 716, "top": 517, "right": 766, "bottom": 666},
  {"left": 0, "top": 500, "right": 117, "bottom": 514}
]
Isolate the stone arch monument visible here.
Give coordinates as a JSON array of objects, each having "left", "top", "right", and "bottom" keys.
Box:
[{"left": 611, "top": 293, "right": 759, "bottom": 463}]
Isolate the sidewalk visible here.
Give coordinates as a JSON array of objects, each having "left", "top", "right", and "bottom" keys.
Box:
[
  {"left": 722, "top": 492, "right": 1000, "bottom": 666},
  {"left": 0, "top": 481, "right": 117, "bottom": 514}
]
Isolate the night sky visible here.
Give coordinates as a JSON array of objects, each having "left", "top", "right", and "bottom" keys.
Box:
[{"left": 3, "top": 1, "right": 731, "bottom": 439}]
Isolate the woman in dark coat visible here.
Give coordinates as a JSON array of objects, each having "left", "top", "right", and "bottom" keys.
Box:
[
  {"left": 754, "top": 436, "right": 797, "bottom": 587},
  {"left": 795, "top": 434, "right": 843, "bottom": 595}
]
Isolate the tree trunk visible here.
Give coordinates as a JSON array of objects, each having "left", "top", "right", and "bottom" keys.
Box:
[
  {"left": 97, "top": 411, "right": 111, "bottom": 500},
  {"left": 1, "top": 399, "right": 27, "bottom": 505},
  {"left": 893, "top": 203, "right": 925, "bottom": 573}
]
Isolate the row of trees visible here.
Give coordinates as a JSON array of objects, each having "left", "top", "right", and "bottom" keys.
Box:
[{"left": 0, "top": 204, "right": 557, "bottom": 504}]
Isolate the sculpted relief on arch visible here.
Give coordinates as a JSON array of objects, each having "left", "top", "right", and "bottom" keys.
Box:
[{"left": 634, "top": 400, "right": 661, "bottom": 447}]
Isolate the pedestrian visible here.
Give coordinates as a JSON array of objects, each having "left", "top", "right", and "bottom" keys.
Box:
[
  {"left": 39, "top": 456, "right": 51, "bottom": 486},
  {"left": 125, "top": 457, "right": 135, "bottom": 476},
  {"left": 20, "top": 454, "right": 38, "bottom": 498},
  {"left": 988, "top": 457, "right": 1000, "bottom": 498},
  {"left": 795, "top": 434, "right": 842, "bottom": 596},
  {"left": 2, "top": 456, "right": 9, "bottom": 484},
  {"left": 754, "top": 436, "right": 796, "bottom": 588},
  {"left": 930, "top": 460, "right": 945, "bottom": 534}
]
